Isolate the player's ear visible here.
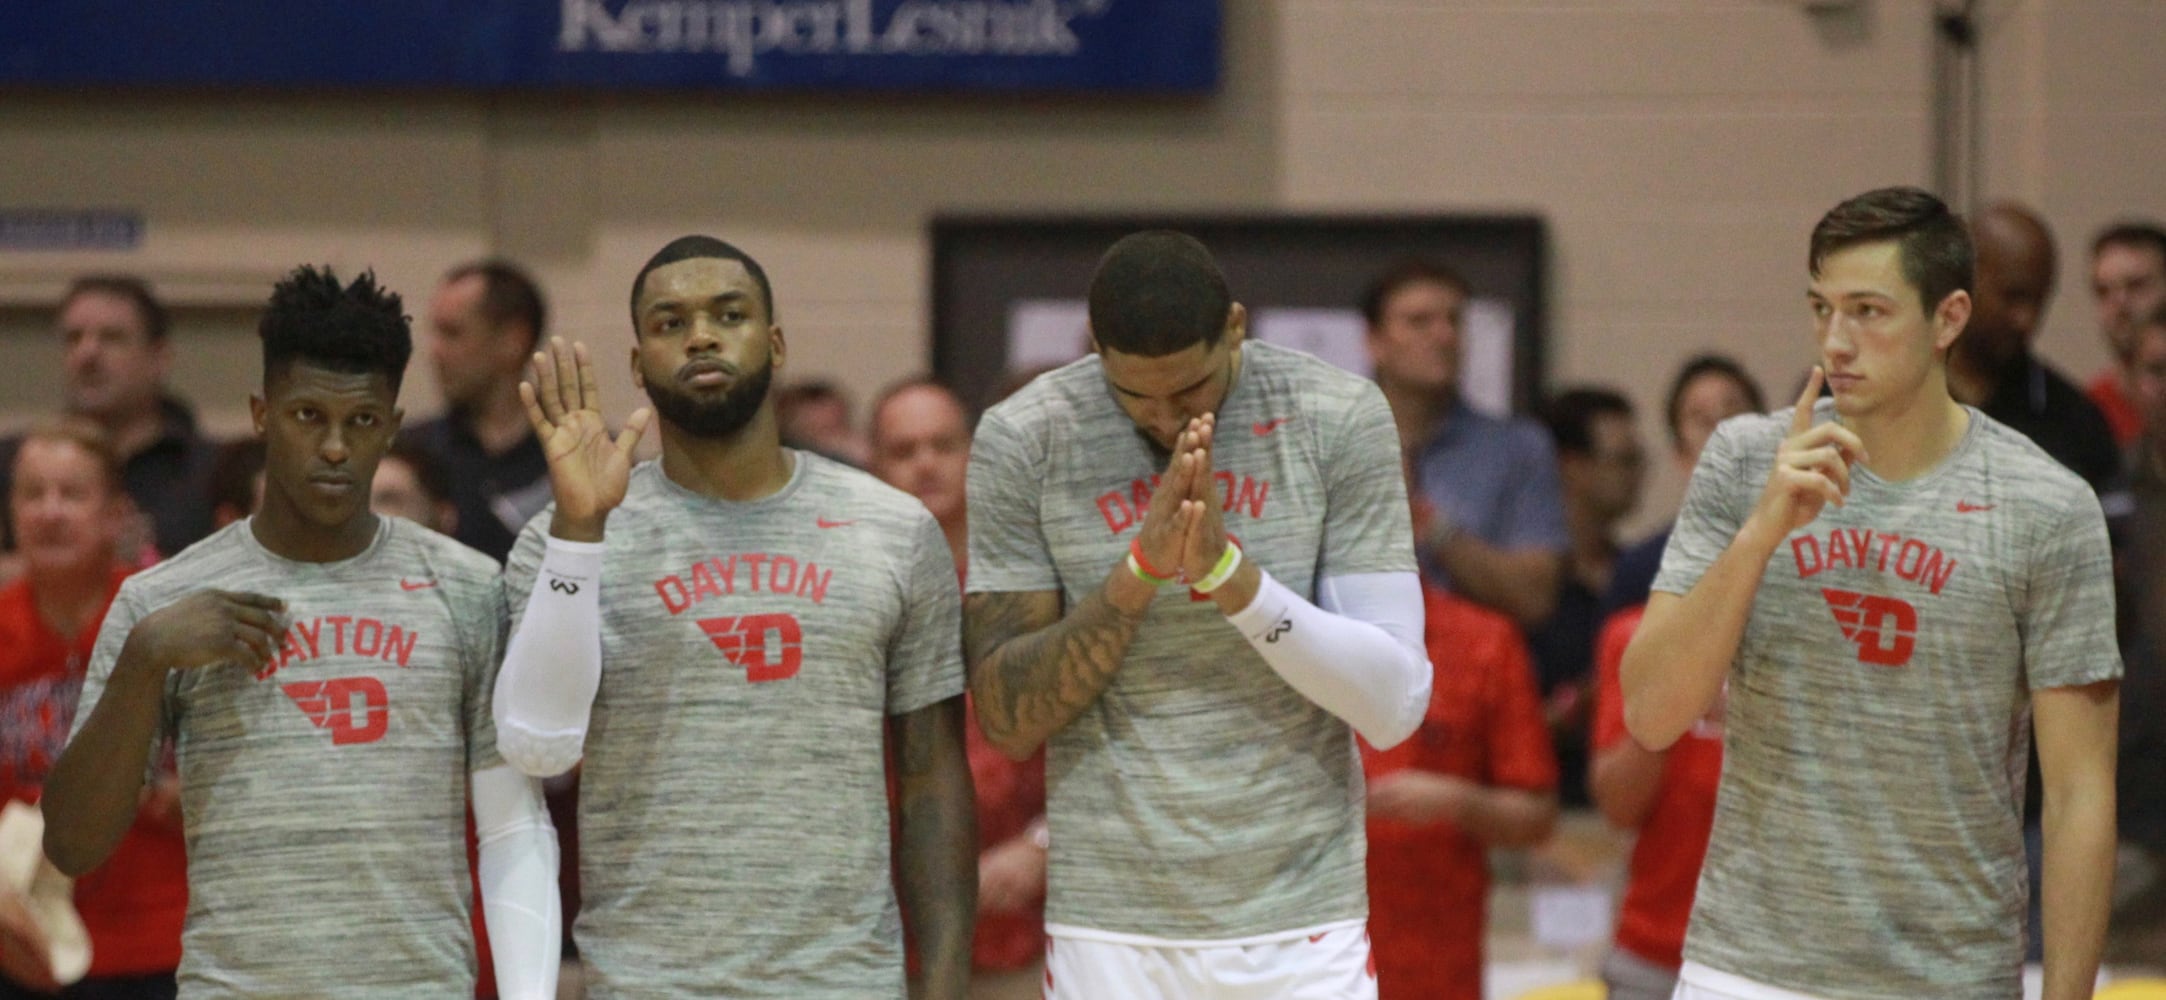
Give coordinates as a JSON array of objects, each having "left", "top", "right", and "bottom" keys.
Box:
[
  {"left": 628, "top": 345, "right": 645, "bottom": 391},
  {"left": 1223, "top": 302, "right": 1248, "bottom": 349},
  {"left": 768, "top": 324, "right": 786, "bottom": 374},
  {"left": 249, "top": 393, "right": 268, "bottom": 436},
  {"left": 1933, "top": 289, "right": 1972, "bottom": 353}
]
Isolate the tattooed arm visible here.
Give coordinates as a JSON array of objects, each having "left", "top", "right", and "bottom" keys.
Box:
[
  {"left": 891, "top": 695, "right": 976, "bottom": 1000},
  {"left": 965, "top": 418, "right": 1211, "bottom": 760},
  {"left": 965, "top": 577, "right": 1155, "bottom": 760}
]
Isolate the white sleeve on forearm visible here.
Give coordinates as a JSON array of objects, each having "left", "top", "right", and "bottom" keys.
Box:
[
  {"left": 493, "top": 537, "right": 604, "bottom": 778},
  {"left": 472, "top": 763, "right": 561, "bottom": 1000},
  {"left": 1224, "top": 569, "right": 1431, "bottom": 749}
]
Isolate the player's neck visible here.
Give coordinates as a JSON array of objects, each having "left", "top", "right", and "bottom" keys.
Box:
[
  {"left": 1846, "top": 376, "right": 1971, "bottom": 483},
  {"left": 658, "top": 413, "right": 795, "bottom": 502},
  {"left": 29, "top": 562, "right": 111, "bottom": 639},
  {"left": 250, "top": 502, "right": 381, "bottom": 563}
]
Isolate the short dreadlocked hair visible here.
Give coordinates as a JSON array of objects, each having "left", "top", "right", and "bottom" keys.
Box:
[{"left": 257, "top": 264, "right": 413, "bottom": 392}]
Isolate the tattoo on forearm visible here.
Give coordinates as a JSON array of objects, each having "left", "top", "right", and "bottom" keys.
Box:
[
  {"left": 964, "top": 588, "right": 1145, "bottom": 749},
  {"left": 893, "top": 701, "right": 975, "bottom": 994}
]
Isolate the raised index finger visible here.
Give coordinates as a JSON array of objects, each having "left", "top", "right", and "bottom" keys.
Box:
[{"left": 1792, "top": 366, "right": 1825, "bottom": 437}]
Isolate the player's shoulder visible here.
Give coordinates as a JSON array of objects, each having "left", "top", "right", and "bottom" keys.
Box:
[
  {"left": 1243, "top": 342, "right": 1379, "bottom": 413},
  {"left": 980, "top": 355, "right": 1102, "bottom": 434},
  {"left": 1966, "top": 409, "right": 2098, "bottom": 510},
  {"left": 1710, "top": 406, "right": 1795, "bottom": 456},
  {"left": 799, "top": 452, "right": 942, "bottom": 528},
  {"left": 379, "top": 517, "right": 502, "bottom": 588},
  {"left": 120, "top": 520, "right": 259, "bottom": 602}
]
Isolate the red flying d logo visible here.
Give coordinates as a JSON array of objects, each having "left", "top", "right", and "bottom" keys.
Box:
[
  {"left": 282, "top": 677, "right": 391, "bottom": 745},
  {"left": 1821, "top": 588, "right": 1917, "bottom": 667},
  {"left": 698, "top": 613, "right": 804, "bottom": 683}
]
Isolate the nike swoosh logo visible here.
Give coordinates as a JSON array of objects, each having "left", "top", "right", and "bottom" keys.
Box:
[
  {"left": 1955, "top": 501, "right": 1996, "bottom": 513},
  {"left": 399, "top": 579, "right": 438, "bottom": 591},
  {"left": 817, "top": 517, "right": 856, "bottom": 529},
  {"left": 1253, "top": 417, "right": 1290, "bottom": 436}
]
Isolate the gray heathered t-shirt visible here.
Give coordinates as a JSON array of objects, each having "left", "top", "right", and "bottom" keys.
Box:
[
  {"left": 69, "top": 517, "right": 505, "bottom": 999},
  {"left": 503, "top": 452, "right": 964, "bottom": 1000},
  {"left": 967, "top": 341, "right": 1416, "bottom": 942},
  {"left": 1654, "top": 402, "right": 2121, "bottom": 998}
]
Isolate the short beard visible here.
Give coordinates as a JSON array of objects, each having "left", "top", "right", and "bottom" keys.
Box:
[{"left": 644, "top": 357, "right": 774, "bottom": 439}]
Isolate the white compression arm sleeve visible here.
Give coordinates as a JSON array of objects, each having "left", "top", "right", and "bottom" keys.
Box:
[
  {"left": 472, "top": 763, "right": 561, "bottom": 1000},
  {"left": 1223, "top": 569, "right": 1431, "bottom": 749},
  {"left": 493, "top": 537, "right": 604, "bottom": 778}
]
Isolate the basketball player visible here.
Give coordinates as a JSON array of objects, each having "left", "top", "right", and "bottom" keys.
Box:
[
  {"left": 490, "top": 236, "right": 975, "bottom": 999},
  {"left": 964, "top": 230, "right": 1432, "bottom": 996},
  {"left": 40, "top": 265, "right": 561, "bottom": 998},
  {"left": 1622, "top": 187, "right": 2119, "bottom": 999}
]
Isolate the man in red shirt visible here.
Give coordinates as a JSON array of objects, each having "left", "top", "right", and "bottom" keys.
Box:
[
  {"left": 1590, "top": 606, "right": 1721, "bottom": 999},
  {"left": 1363, "top": 585, "right": 1557, "bottom": 1000},
  {"left": 2086, "top": 222, "right": 2166, "bottom": 447},
  {"left": 0, "top": 420, "right": 186, "bottom": 999},
  {"left": 870, "top": 378, "right": 1046, "bottom": 1000}
]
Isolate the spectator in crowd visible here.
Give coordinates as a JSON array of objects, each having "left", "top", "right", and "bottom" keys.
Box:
[
  {"left": 1948, "top": 202, "right": 2119, "bottom": 491},
  {"left": 205, "top": 439, "right": 266, "bottom": 532},
  {"left": 371, "top": 441, "right": 457, "bottom": 537},
  {"left": 407, "top": 259, "right": 551, "bottom": 563},
  {"left": 1583, "top": 357, "right": 1763, "bottom": 1000},
  {"left": 1364, "top": 586, "right": 1556, "bottom": 999},
  {"left": 2087, "top": 222, "right": 2166, "bottom": 447},
  {"left": 2106, "top": 304, "right": 2166, "bottom": 960},
  {"left": 1591, "top": 603, "right": 1723, "bottom": 1000},
  {"left": 0, "top": 420, "right": 187, "bottom": 999},
  {"left": 869, "top": 378, "right": 1047, "bottom": 1000},
  {"left": 776, "top": 379, "right": 869, "bottom": 467},
  {"left": 1602, "top": 357, "right": 1765, "bottom": 617},
  {"left": 868, "top": 380, "right": 973, "bottom": 572},
  {"left": 1363, "top": 260, "right": 1566, "bottom": 626},
  {"left": 1526, "top": 387, "right": 1644, "bottom": 806},
  {"left": 0, "top": 276, "right": 218, "bottom": 562}
]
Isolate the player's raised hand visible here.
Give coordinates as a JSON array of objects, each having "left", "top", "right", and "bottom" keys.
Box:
[
  {"left": 1132, "top": 418, "right": 1204, "bottom": 584},
  {"left": 1753, "top": 367, "right": 1869, "bottom": 536},
  {"left": 1177, "top": 414, "right": 1232, "bottom": 582},
  {"left": 122, "top": 590, "right": 287, "bottom": 679},
  {"left": 522, "top": 337, "right": 652, "bottom": 541}
]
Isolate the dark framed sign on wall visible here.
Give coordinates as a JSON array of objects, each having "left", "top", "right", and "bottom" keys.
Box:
[{"left": 929, "top": 214, "right": 1549, "bottom": 416}]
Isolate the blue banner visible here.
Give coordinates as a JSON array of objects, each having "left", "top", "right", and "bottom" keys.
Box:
[
  {"left": 0, "top": 210, "right": 142, "bottom": 252},
  {"left": 0, "top": 1, "right": 1218, "bottom": 92}
]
